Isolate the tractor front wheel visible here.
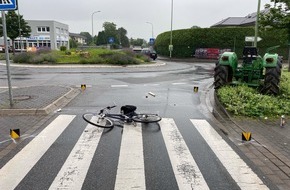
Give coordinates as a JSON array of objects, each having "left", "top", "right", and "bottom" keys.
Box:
[
  {"left": 214, "top": 64, "right": 231, "bottom": 89},
  {"left": 260, "top": 64, "right": 281, "bottom": 95}
]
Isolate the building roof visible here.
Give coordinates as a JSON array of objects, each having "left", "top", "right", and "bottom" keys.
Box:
[
  {"left": 211, "top": 9, "right": 269, "bottom": 27},
  {"left": 69, "top": 33, "right": 87, "bottom": 39}
]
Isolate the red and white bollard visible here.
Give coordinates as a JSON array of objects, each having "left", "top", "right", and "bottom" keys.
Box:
[{"left": 280, "top": 115, "right": 286, "bottom": 128}]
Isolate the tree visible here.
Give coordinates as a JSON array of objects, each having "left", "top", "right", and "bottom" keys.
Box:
[
  {"left": 80, "top": 32, "right": 93, "bottom": 45},
  {"left": 96, "top": 31, "right": 106, "bottom": 45},
  {"left": 191, "top": 25, "right": 201, "bottom": 29},
  {"left": 130, "top": 38, "right": 145, "bottom": 46},
  {"left": 260, "top": 0, "right": 290, "bottom": 71},
  {"left": 0, "top": 11, "right": 31, "bottom": 54},
  {"left": 260, "top": 0, "right": 290, "bottom": 30},
  {"left": 69, "top": 39, "right": 78, "bottom": 48},
  {"left": 117, "top": 27, "right": 129, "bottom": 47}
]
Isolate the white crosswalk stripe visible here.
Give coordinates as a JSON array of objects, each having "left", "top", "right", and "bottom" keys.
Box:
[
  {"left": 0, "top": 115, "right": 269, "bottom": 190},
  {"left": 0, "top": 115, "right": 75, "bottom": 190},
  {"left": 191, "top": 119, "right": 269, "bottom": 190},
  {"left": 160, "top": 118, "right": 209, "bottom": 189},
  {"left": 49, "top": 116, "right": 103, "bottom": 190},
  {"left": 114, "top": 123, "right": 146, "bottom": 190}
]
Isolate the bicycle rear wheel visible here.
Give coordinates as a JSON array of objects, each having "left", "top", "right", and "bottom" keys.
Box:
[
  {"left": 82, "top": 113, "right": 114, "bottom": 128},
  {"left": 132, "top": 114, "right": 162, "bottom": 123}
]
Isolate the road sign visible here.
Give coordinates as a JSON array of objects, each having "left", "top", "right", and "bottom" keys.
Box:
[
  {"left": 0, "top": 0, "right": 18, "bottom": 11},
  {"left": 108, "top": 37, "right": 114, "bottom": 44},
  {"left": 149, "top": 38, "right": 155, "bottom": 45},
  {"left": 245, "top": 36, "right": 262, "bottom": 42}
]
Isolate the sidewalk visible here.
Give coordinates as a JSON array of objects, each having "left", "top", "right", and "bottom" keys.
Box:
[
  {"left": 0, "top": 85, "right": 80, "bottom": 161},
  {"left": 209, "top": 87, "right": 290, "bottom": 190}
]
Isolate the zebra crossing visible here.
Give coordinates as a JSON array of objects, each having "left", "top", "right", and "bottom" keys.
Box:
[{"left": 0, "top": 115, "right": 269, "bottom": 190}]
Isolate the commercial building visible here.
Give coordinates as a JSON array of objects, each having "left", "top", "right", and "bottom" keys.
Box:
[{"left": 13, "top": 20, "right": 70, "bottom": 51}]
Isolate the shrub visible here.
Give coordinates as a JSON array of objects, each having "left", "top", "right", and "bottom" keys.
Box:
[
  {"left": 155, "top": 27, "right": 288, "bottom": 59},
  {"left": 104, "top": 53, "right": 140, "bottom": 65},
  {"left": 217, "top": 72, "right": 290, "bottom": 118},
  {"left": 13, "top": 52, "right": 33, "bottom": 63},
  {"left": 60, "top": 46, "right": 67, "bottom": 51}
]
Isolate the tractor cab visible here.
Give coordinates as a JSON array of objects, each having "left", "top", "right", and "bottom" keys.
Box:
[{"left": 242, "top": 46, "right": 258, "bottom": 64}]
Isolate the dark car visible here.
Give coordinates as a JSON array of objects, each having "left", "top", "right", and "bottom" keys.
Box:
[{"left": 141, "top": 48, "right": 157, "bottom": 60}]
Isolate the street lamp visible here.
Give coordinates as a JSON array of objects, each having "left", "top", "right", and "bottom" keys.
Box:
[
  {"left": 254, "top": 0, "right": 261, "bottom": 47},
  {"left": 91, "top": 11, "right": 101, "bottom": 37},
  {"left": 146, "top": 22, "right": 154, "bottom": 38},
  {"left": 169, "top": 0, "right": 174, "bottom": 58}
]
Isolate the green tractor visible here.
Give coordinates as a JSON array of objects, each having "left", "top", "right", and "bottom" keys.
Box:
[{"left": 214, "top": 46, "right": 282, "bottom": 95}]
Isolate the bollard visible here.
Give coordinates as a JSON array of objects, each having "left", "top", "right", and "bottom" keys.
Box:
[{"left": 280, "top": 115, "right": 286, "bottom": 128}]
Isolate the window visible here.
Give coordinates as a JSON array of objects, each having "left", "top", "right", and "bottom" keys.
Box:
[{"left": 37, "top": 26, "right": 50, "bottom": 33}]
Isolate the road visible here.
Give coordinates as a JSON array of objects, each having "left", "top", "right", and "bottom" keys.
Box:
[{"left": 0, "top": 60, "right": 275, "bottom": 189}]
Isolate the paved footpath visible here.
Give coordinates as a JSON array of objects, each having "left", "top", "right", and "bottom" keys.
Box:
[
  {"left": 205, "top": 86, "right": 290, "bottom": 190},
  {"left": 0, "top": 85, "right": 80, "bottom": 161}
]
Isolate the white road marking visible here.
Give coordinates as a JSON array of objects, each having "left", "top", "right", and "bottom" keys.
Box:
[
  {"left": 111, "top": 85, "right": 128, "bottom": 88},
  {"left": 160, "top": 118, "right": 209, "bottom": 190},
  {"left": 191, "top": 119, "right": 269, "bottom": 190},
  {"left": 49, "top": 117, "right": 103, "bottom": 190},
  {"left": 114, "top": 123, "right": 146, "bottom": 190},
  {"left": 0, "top": 115, "right": 75, "bottom": 190},
  {"left": 143, "top": 84, "right": 160, "bottom": 86},
  {"left": 172, "top": 82, "right": 187, "bottom": 85}
]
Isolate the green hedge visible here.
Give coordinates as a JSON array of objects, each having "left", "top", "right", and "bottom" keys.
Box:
[{"left": 155, "top": 27, "right": 289, "bottom": 59}]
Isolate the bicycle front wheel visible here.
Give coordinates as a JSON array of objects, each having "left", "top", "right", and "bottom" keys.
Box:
[
  {"left": 82, "top": 113, "right": 114, "bottom": 128},
  {"left": 132, "top": 114, "right": 162, "bottom": 123}
]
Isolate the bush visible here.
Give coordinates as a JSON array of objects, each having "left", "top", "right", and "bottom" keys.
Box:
[
  {"left": 13, "top": 52, "right": 33, "bottom": 63},
  {"left": 217, "top": 72, "right": 290, "bottom": 117},
  {"left": 155, "top": 27, "right": 288, "bottom": 59},
  {"left": 103, "top": 53, "right": 140, "bottom": 65},
  {"left": 12, "top": 52, "right": 58, "bottom": 64},
  {"left": 60, "top": 46, "right": 67, "bottom": 51}
]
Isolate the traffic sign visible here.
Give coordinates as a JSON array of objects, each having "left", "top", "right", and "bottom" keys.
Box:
[
  {"left": 108, "top": 37, "right": 114, "bottom": 44},
  {"left": 0, "top": 0, "right": 18, "bottom": 11},
  {"left": 245, "top": 36, "right": 262, "bottom": 42},
  {"left": 149, "top": 38, "right": 155, "bottom": 45}
]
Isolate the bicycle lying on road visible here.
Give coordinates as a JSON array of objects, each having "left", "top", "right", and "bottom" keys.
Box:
[{"left": 82, "top": 105, "right": 162, "bottom": 128}]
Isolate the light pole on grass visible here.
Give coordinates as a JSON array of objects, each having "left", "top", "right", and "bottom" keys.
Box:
[
  {"left": 146, "top": 22, "right": 154, "bottom": 39},
  {"left": 91, "top": 11, "right": 101, "bottom": 38},
  {"left": 169, "top": 0, "right": 174, "bottom": 59}
]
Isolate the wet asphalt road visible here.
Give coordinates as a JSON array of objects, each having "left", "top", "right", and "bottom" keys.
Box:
[{"left": 0, "top": 60, "right": 274, "bottom": 189}]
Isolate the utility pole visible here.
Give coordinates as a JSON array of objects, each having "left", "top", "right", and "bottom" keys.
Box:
[
  {"left": 254, "top": 0, "right": 261, "bottom": 47},
  {"left": 2, "top": 11, "right": 13, "bottom": 107}
]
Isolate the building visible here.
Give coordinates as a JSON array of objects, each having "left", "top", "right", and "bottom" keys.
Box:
[
  {"left": 13, "top": 20, "right": 69, "bottom": 51},
  {"left": 211, "top": 9, "right": 269, "bottom": 28},
  {"left": 69, "top": 33, "right": 87, "bottom": 45}
]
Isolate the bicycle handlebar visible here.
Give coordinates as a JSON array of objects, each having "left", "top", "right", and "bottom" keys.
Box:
[{"left": 107, "top": 105, "right": 116, "bottom": 110}]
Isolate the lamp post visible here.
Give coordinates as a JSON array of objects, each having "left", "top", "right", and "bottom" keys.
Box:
[
  {"left": 146, "top": 22, "right": 154, "bottom": 38},
  {"left": 91, "top": 11, "right": 101, "bottom": 38},
  {"left": 169, "top": 0, "right": 174, "bottom": 58},
  {"left": 254, "top": 0, "right": 261, "bottom": 47},
  {"left": 18, "top": 8, "right": 23, "bottom": 52}
]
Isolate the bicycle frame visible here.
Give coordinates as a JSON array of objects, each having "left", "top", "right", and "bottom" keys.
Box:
[{"left": 98, "top": 105, "right": 134, "bottom": 123}]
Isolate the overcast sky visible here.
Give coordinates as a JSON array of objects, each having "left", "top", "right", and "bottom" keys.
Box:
[{"left": 18, "top": 0, "right": 271, "bottom": 41}]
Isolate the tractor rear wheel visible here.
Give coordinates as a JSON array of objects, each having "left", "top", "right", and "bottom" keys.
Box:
[
  {"left": 214, "top": 64, "right": 231, "bottom": 89},
  {"left": 260, "top": 64, "right": 281, "bottom": 95}
]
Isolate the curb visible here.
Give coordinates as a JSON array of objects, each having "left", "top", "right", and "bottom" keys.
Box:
[{"left": 0, "top": 87, "right": 80, "bottom": 116}]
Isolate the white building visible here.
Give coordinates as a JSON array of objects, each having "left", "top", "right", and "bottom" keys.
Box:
[{"left": 13, "top": 20, "right": 70, "bottom": 51}]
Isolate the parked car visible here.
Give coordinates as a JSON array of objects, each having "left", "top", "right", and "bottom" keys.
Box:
[{"left": 141, "top": 48, "right": 157, "bottom": 60}]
